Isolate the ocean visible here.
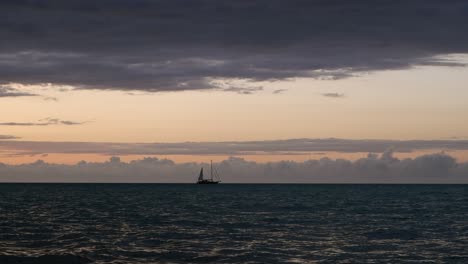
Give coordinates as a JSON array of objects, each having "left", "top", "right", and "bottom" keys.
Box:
[{"left": 0, "top": 184, "right": 467, "bottom": 263}]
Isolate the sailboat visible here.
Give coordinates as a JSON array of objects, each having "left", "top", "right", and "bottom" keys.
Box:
[{"left": 196, "top": 160, "right": 221, "bottom": 184}]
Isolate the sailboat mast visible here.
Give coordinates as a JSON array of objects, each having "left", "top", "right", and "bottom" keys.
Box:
[{"left": 210, "top": 160, "right": 213, "bottom": 180}]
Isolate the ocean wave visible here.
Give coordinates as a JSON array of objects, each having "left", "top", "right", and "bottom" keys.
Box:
[
  {"left": 1, "top": 184, "right": 468, "bottom": 263},
  {"left": 0, "top": 254, "right": 92, "bottom": 264}
]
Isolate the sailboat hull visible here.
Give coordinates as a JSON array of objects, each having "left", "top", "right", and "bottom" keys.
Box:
[{"left": 197, "top": 180, "right": 220, "bottom": 184}]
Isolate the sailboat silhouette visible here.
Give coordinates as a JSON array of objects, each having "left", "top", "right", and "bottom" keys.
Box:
[{"left": 196, "top": 160, "right": 221, "bottom": 184}]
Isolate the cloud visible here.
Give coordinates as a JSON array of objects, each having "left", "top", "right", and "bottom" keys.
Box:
[
  {"left": 0, "top": 85, "right": 38, "bottom": 97},
  {"left": 0, "top": 135, "right": 20, "bottom": 140},
  {"left": 222, "top": 86, "right": 263, "bottom": 94},
  {"left": 273, "top": 89, "right": 286, "bottom": 94},
  {"left": 1, "top": 138, "right": 468, "bottom": 156},
  {"left": 0, "top": 1, "right": 467, "bottom": 92},
  {"left": 322, "top": 93, "right": 345, "bottom": 98},
  {"left": 0, "top": 152, "right": 467, "bottom": 183},
  {"left": 43, "top": 96, "right": 58, "bottom": 102},
  {"left": 207, "top": 79, "right": 264, "bottom": 94},
  {"left": 0, "top": 117, "right": 87, "bottom": 126}
]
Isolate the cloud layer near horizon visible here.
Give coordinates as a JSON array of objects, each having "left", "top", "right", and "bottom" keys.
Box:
[
  {"left": 1, "top": 138, "right": 468, "bottom": 156},
  {"left": 1, "top": 0, "right": 468, "bottom": 91},
  {"left": 0, "top": 135, "right": 20, "bottom": 140},
  {"left": 0, "top": 152, "right": 467, "bottom": 183}
]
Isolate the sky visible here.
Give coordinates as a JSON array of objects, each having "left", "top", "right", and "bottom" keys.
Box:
[{"left": 1, "top": 0, "right": 468, "bottom": 182}]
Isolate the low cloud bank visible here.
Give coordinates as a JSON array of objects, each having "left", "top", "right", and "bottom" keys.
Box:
[
  {"left": 1, "top": 138, "right": 468, "bottom": 156},
  {"left": 0, "top": 152, "right": 467, "bottom": 183}
]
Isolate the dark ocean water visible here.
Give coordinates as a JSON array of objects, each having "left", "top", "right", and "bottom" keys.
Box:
[{"left": 1, "top": 184, "right": 468, "bottom": 263}]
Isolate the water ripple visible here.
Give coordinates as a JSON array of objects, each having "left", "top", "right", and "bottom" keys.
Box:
[{"left": 1, "top": 184, "right": 468, "bottom": 263}]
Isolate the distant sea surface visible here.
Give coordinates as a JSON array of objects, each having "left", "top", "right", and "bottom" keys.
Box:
[{"left": 1, "top": 184, "right": 468, "bottom": 263}]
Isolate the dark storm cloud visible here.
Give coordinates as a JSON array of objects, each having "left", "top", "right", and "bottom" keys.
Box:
[
  {"left": 0, "top": 118, "right": 87, "bottom": 126},
  {"left": 322, "top": 93, "right": 345, "bottom": 98},
  {"left": 1, "top": 0, "right": 467, "bottom": 92},
  {"left": 1, "top": 152, "right": 467, "bottom": 183},
  {"left": 1, "top": 138, "right": 468, "bottom": 156}
]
